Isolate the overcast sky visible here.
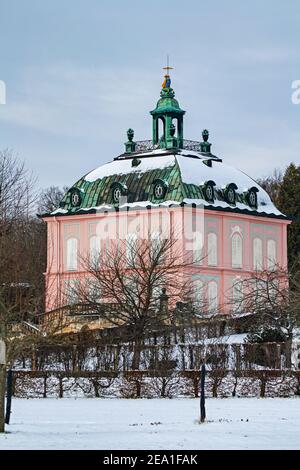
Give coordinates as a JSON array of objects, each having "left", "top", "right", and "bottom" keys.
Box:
[{"left": 0, "top": 0, "right": 299, "bottom": 189}]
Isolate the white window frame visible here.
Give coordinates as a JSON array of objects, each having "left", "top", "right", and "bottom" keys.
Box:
[
  {"left": 207, "top": 232, "right": 217, "bottom": 266},
  {"left": 66, "top": 237, "right": 78, "bottom": 271},
  {"left": 208, "top": 280, "right": 218, "bottom": 313},
  {"left": 87, "top": 277, "right": 101, "bottom": 303},
  {"left": 89, "top": 235, "right": 101, "bottom": 264},
  {"left": 253, "top": 237, "right": 263, "bottom": 270},
  {"left": 267, "top": 239, "right": 276, "bottom": 270},
  {"left": 126, "top": 233, "right": 138, "bottom": 265},
  {"left": 64, "top": 279, "right": 79, "bottom": 305},
  {"left": 232, "top": 277, "right": 243, "bottom": 312},
  {"left": 231, "top": 232, "right": 243, "bottom": 268},
  {"left": 193, "top": 231, "right": 203, "bottom": 264},
  {"left": 194, "top": 279, "right": 204, "bottom": 307}
]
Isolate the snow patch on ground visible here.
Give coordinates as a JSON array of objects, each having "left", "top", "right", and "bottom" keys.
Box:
[{"left": 0, "top": 397, "right": 299, "bottom": 450}]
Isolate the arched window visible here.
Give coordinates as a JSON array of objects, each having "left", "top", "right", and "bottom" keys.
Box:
[
  {"left": 267, "top": 239, "right": 276, "bottom": 270},
  {"left": 89, "top": 235, "right": 101, "bottom": 264},
  {"left": 126, "top": 233, "right": 138, "bottom": 264},
  {"left": 208, "top": 281, "right": 218, "bottom": 313},
  {"left": 87, "top": 277, "right": 101, "bottom": 302},
  {"left": 253, "top": 237, "right": 263, "bottom": 270},
  {"left": 65, "top": 279, "right": 79, "bottom": 305},
  {"left": 268, "top": 278, "right": 279, "bottom": 301},
  {"left": 194, "top": 279, "right": 204, "bottom": 306},
  {"left": 158, "top": 117, "right": 165, "bottom": 142},
  {"left": 207, "top": 232, "right": 217, "bottom": 266},
  {"left": 232, "top": 278, "right": 243, "bottom": 312},
  {"left": 151, "top": 231, "right": 161, "bottom": 248},
  {"left": 193, "top": 231, "right": 203, "bottom": 264},
  {"left": 66, "top": 237, "right": 78, "bottom": 271},
  {"left": 152, "top": 284, "right": 162, "bottom": 306},
  {"left": 232, "top": 233, "right": 243, "bottom": 268},
  {"left": 151, "top": 231, "right": 162, "bottom": 263}
]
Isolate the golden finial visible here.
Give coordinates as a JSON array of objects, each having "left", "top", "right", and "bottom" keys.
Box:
[{"left": 162, "top": 55, "right": 173, "bottom": 88}]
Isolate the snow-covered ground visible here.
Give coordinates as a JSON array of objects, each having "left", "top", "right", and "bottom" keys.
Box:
[{"left": 0, "top": 397, "right": 299, "bottom": 450}]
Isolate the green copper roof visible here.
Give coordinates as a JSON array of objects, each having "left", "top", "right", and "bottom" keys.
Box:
[
  {"left": 150, "top": 89, "right": 185, "bottom": 116},
  {"left": 44, "top": 150, "right": 286, "bottom": 220},
  {"left": 56, "top": 155, "right": 183, "bottom": 214}
]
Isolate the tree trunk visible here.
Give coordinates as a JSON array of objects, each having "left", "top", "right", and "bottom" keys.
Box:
[
  {"left": 92, "top": 380, "right": 100, "bottom": 398},
  {"left": 72, "top": 345, "right": 78, "bottom": 373},
  {"left": 132, "top": 339, "right": 142, "bottom": 370},
  {"left": 43, "top": 376, "right": 47, "bottom": 398},
  {"left": 212, "top": 380, "right": 218, "bottom": 398},
  {"left": 31, "top": 346, "right": 37, "bottom": 371},
  {"left": 260, "top": 376, "right": 266, "bottom": 397},
  {"left": 161, "top": 378, "right": 166, "bottom": 398},
  {"left": 232, "top": 375, "right": 238, "bottom": 397},
  {"left": 58, "top": 377, "right": 64, "bottom": 398},
  {"left": 193, "top": 373, "right": 199, "bottom": 398},
  {"left": 135, "top": 380, "right": 141, "bottom": 398}
]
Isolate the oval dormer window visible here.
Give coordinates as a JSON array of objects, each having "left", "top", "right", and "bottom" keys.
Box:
[
  {"left": 153, "top": 179, "right": 168, "bottom": 200},
  {"left": 224, "top": 183, "right": 238, "bottom": 205},
  {"left": 203, "top": 181, "right": 215, "bottom": 203},
  {"left": 154, "top": 183, "right": 164, "bottom": 198},
  {"left": 247, "top": 187, "right": 258, "bottom": 209},
  {"left": 70, "top": 189, "right": 81, "bottom": 208},
  {"left": 110, "top": 182, "right": 127, "bottom": 204},
  {"left": 113, "top": 186, "right": 122, "bottom": 203}
]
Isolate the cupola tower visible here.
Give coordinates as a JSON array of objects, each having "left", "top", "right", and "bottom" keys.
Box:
[{"left": 150, "top": 64, "right": 185, "bottom": 149}]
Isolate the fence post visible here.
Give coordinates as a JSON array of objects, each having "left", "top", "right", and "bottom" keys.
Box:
[
  {"left": 200, "top": 363, "right": 206, "bottom": 423},
  {"left": 5, "top": 369, "right": 13, "bottom": 425},
  {"left": 0, "top": 365, "right": 5, "bottom": 432}
]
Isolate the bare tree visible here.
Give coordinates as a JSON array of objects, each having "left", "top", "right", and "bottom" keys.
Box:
[
  {"left": 257, "top": 169, "right": 283, "bottom": 207},
  {"left": 0, "top": 150, "right": 52, "bottom": 431},
  {"left": 73, "top": 233, "right": 196, "bottom": 369},
  {"left": 0, "top": 150, "right": 37, "bottom": 432},
  {"left": 0, "top": 149, "right": 37, "bottom": 223},
  {"left": 230, "top": 267, "right": 300, "bottom": 343},
  {"left": 37, "top": 186, "right": 68, "bottom": 214}
]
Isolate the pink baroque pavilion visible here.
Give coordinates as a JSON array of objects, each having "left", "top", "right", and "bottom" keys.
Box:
[{"left": 42, "top": 70, "right": 290, "bottom": 318}]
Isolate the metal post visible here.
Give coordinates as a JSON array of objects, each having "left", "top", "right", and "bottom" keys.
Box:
[
  {"left": 200, "top": 363, "right": 206, "bottom": 423},
  {"left": 5, "top": 369, "right": 13, "bottom": 425},
  {"left": 0, "top": 340, "right": 6, "bottom": 433}
]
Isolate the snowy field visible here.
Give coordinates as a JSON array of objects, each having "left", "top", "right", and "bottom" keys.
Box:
[{"left": 0, "top": 397, "right": 300, "bottom": 450}]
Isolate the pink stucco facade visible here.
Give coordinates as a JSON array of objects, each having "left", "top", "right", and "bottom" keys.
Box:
[{"left": 43, "top": 206, "right": 290, "bottom": 314}]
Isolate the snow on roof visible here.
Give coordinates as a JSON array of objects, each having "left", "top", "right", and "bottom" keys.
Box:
[
  {"left": 82, "top": 152, "right": 283, "bottom": 217},
  {"left": 176, "top": 156, "right": 282, "bottom": 216},
  {"left": 85, "top": 154, "right": 175, "bottom": 182},
  {"left": 51, "top": 208, "right": 68, "bottom": 215}
]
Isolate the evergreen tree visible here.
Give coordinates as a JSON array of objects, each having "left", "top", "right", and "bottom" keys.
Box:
[{"left": 277, "top": 163, "right": 300, "bottom": 268}]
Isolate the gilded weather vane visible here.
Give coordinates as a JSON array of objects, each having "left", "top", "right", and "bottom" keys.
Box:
[{"left": 162, "top": 55, "right": 173, "bottom": 89}]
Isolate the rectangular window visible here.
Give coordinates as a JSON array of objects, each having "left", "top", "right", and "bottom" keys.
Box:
[
  {"left": 65, "top": 279, "right": 79, "bottom": 305},
  {"left": 267, "top": 239, "right": 276, "bottom": 270},
  {"left": 253, "top": 237, "right": 263, "bottom": 270},
  {"left": 208, "top": 281, "right": 218, "bottom": 312},
  {"left": 66, "top": 237, "right": 78, "bottom": 271},
  {"left": 207, "top": 232, "right": 217, "bottom": 266},
  {"left": 232, "top": 278, "right": 243, "bottom": 313},
  {"left": 126, "top": 233, "right": 138, "bottom": 265},
  {"left": 193, "top": 231, "right": 203, "bottom": 264}
]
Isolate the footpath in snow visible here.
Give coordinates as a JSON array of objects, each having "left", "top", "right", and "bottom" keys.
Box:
[{"left": 0, "top": 397, "right": 299, "bottom": 450}]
